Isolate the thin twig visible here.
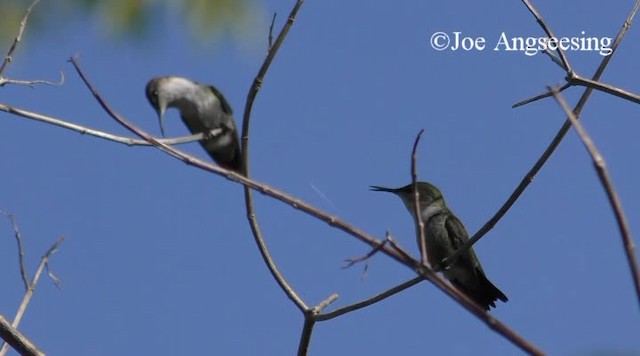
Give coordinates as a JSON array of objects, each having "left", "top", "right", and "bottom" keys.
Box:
[
  {"left": 0, "top": 315, "right": 43, "bottom": 356},
  {"left": 549, "top": 87, "right": 640, "bottom": 306},
  {"left": 343, "top": 238, "right": 388, "bottom": 269},
  {"left": 0, "top": 0, "right": 58, "bottom": 88},
  {"left": 0, "top": 103, "right": 221, "bottom": 146},
  {"left": 0, "top": 0, "right": 41, "bottom": 77},
  {"left": 444, "top": 0, "right": 640, "bottom": 269},
  {"left": 512, "top": 82, "right": 570, "bottom": 108},
  {"left": 541, "top": 48, "right": 567, "bottom": 71},
  {"left": 514, "top": 0, "right": 574, "bottom": 110},
  {"left": 410, "top": 129, "right": 428, "bottom": 265},
  {"left": 568, "top": 74, "right": 640, "bottom": 105},
  {"left": 313, "top": 294, "right": 339, "bottom": 314},
  {"left": 386, "top": 232, "right": 417, "bottom": 264},
  {"left": 0, "top": 210, "right": 29, "bottom": 290},
  {"left": 268, "top": 13, "right": 277, "bottom": 50},
  {"left": 520, "top": 0, "right": 572, "bottom": 73},
  {"left": 241, "top": 0, "right": 304, "bottom": 139},
  {"left": 316, "top": 276, "right": 425, "bottom": 321},
  {"left": 0, "top": 71, "right": 64, "bottom": 88},
  {"left": 515, "top": 56, "right": 640, "bottom": 109},
  {"left": 514, "top": 0, "right": 640, "bottom": 109},
  {"left": 516, "top": 70, "right": 640, "bottom": 109},
  {"left": 0, "top": 236, "right": 63, "bottom": 356}
]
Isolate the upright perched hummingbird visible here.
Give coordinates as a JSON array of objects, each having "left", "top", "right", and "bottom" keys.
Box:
[
  {"left": 145, "top": 76, "right": 243, "bottom": 173},
  {"left": 370, "top": 182, "right": 508, "bottom": 310}
]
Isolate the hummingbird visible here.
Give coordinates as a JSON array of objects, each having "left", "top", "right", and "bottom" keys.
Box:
[
  {"left": 145, "top": 76, "right": 243, "bottom": 173},
  {"left": 370, "top": 182, "right": 508, "bottom": 310}
]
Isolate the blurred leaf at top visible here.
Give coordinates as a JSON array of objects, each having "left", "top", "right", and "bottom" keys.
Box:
[{"left": 0, "top": 0, "right": 261, "bottom": 45}]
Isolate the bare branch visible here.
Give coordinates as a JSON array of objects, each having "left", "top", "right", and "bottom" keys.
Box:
[
  {"left": 0, "top": 210, "right": 29, "bottom": 290},
  {"left": 0, "top": 102, "right": 221, "bottom": 147},
  {"left": 520, "top": 0, "right": 572, "bottom": 73},
  {"left": 0, "top": 71, "right": 64, "bottom": 88},
  {"left": 515, "top": 70, "right": 640, "bottom": 109},
  {"left": 410, "top": 129, "right": 428, "bottom": 264},
  {"left": 512, "top": 82, "right": 570, "bottom": 108},
  {"left": 386, "top": 232, "right": 417, "bottom": 264},
  {"left": 0, "top": 0, "right": 59, "bottom": 88},
  {"left": 568, "top": 74, "right": 640, "bottom": 105},
  {"left": 0, "top": 315, "right": 43, "bottom": 356},
  {"left": 313, "top": 294, "right": 339, "bottom": 314},
  {"left": 297, "top": 294, "right": 337, "bottom": 356},
  {"left": 0, "top": 0, "right": 41, "bottom": 77},
  {"left": 549, "top": 87, "right": 640, "bottom": 306},
  {"left": 514, "top": 0, "right": 640, "bottom": 110},
  {"left": 0, "top": 237, "right": 64, "bottom": 356},
  {"left": 343, "top": 238, "right": 388, "bottom": 270},
  {"left": 297, "top": 315, "right": 315, "bottom": 356},
  {"left": 541, "top": 48, "right": 567, "bottom": 71},
  {"left": 316, "top": 277, "right": 424, "bottom": 321},
  {"left": 268, "top": 13, "right": 277, "bottom": 50}
]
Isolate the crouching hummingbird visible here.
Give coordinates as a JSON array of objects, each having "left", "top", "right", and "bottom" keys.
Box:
[
  {"left": 145, "top": 76, "right": 243, "bottom": 173},
  {"left": 370, "top": 182, "right": 508, "bottom": 310}
]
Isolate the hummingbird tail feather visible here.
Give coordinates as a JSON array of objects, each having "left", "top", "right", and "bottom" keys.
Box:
[
  {"left": 452, "top": 273, "right": 508, "bottom": 310},
  {"left": 212, "top": 147, "right": 243, "bottom": 174}
]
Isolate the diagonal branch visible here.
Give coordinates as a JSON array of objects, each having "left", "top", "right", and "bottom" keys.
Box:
[
  {"left": 520, "top": 0, "right": 572, "bottom": 73},
  {"left": 0, "top": 210, "right": 29, "bottom": 290},
  {"left": 549, "top": 87, "right": 640, "bottom": 306},
  {"left": 0, "top": 316, "right": 43, "bottom": 356},
  {"left": 512, "top": 82, "right": 570, "bottom": 108}
]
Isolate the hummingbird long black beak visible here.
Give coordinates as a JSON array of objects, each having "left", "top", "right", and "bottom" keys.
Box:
[
  {"left": 156, "top": 102, "right": 167, "bottom": 137},
  {"left": 369, "top": 185, "right": 401, "bottom": 193}
]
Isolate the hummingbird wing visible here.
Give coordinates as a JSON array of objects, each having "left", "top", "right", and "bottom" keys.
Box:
[
  {"left": 178, "top": 85, "right": 243, "bottom": 173},
  {"left": 444, "top": 214, "right": 508, "bottom": 309},
  {"left": 443, "top": 214, "right": 483, "bottom": 272},
  {"left": 207, "top": 85, "right": 233, "bottom": 115}
]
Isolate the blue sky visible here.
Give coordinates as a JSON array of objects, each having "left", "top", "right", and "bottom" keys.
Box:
[{"left": 1, "top": 1, "right": 639, "bottom": 355}]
